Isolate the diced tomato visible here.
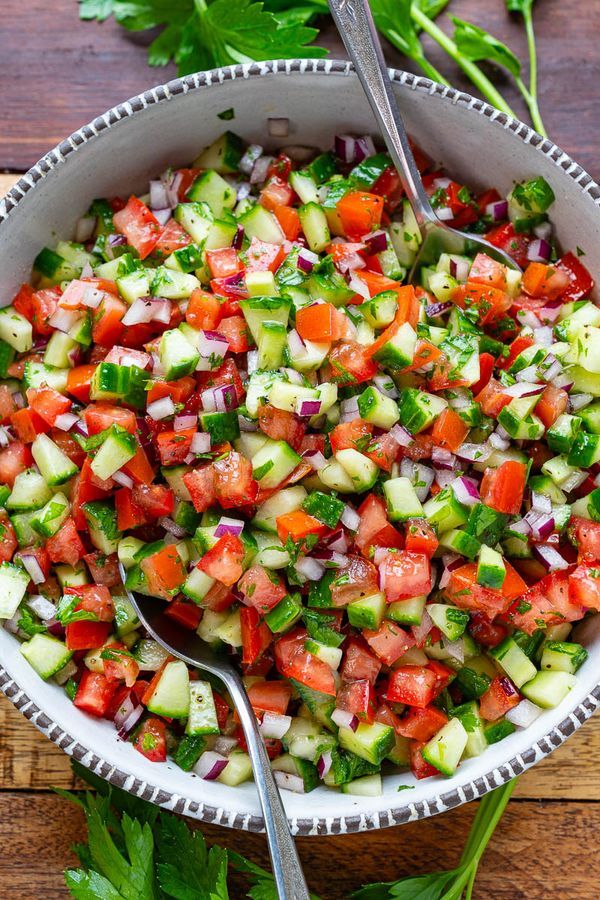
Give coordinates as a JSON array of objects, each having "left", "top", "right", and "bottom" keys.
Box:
[
  {"left": 297, "top": 302, "right": 349, "bottom": 342},
  {"left": 452, "top": 281, "right": 511, "bottom": 326},
  {"left": 479, "top": 676, "right": 520, "bottom": 721},
  {"left": 0, "top": 512, "right": 17, "bottom": 563},
  {"left": 244, "top": 238, "right": 286, "bottom": 275},
  {"left": 328, "top": 341, "right": 378, "bottom": 385},
  {"left": 238, "top": 564, "right": 287, "bottom": 613},
  {"left": 10, "top": 407, "right": 49, "bottom": 442},
  {"left": 259, "top": 176, "right": 294, "bottom": 211},
  {"left": 0, "top": 385, "right": 17, "bottom": 423},
  {"left": 12, "top": 283, "right": 35, "bottom": 321},
  {"left": 140, "top": 544, "right": 187, "bottom": 598},
  {"left": 154, "top": 219, "right": 192, "bottom": 255},
  {"left": 372, "top": 166, "right": 404, "bottom": 210},
  {"left": 133, "top": 717, "right": 167, "bottom": 762},
  {"left": 267, "top": 154, "right": 293, "bottom": 182},
  {"left": 329, "top": 419, "right": 373, "bottom": 456},
  {"left": 274, "top": 628, "right": 336, "bottom": 695},
  {"left": 30, "top": 288, "right": 62, "bottom": 336},
  {"left": 102, "top": 641, "right": 140, "bottom": 687},
  {"left": 206, "top": 247, "right": 243, "bottom": 279},
  {"left": 132, "top": 484, "right": 174, "bottom": 519},
  {"left": 468, "top": 253, "right": 508, "bottom": 290},
  {"left": 486, "top": 222, "right": 531, "bottom": 269},
  {"left": 556, "top": 251, "right": 595, "bottom": 303},
  {"left": 409, "top": 741, "right": 440, "bottom": 780},
  {"left": 386, "top": 666, "right": 438, "bottom": 708},
  {"left": 84, "top": 552, "right": 121, "bottom": 587},
  {"left": 480, "top": 460, "right": 527, "bottom": 515},
  {"left": 521, "top": 262, "right": 569, "bottom": 300},
  {"left": 0, "top": 440, "right": 33, "bottom": 487},
  {"left": 185, "top": 289, "right": 222, "bottom": 331},
  {"left": 336, "top": 679, "right": 377, "bottom": 723},
  {"left": 535, "top": 385, "right": 568, "bottom": 429},
  {"left": 66, "top": 365, "right": 96, "bottom": 403},
  {"left": 507, "top": 571, "right": 584, "bottom": 634},
  {"left": 379, "top": 551, "right": 430, "bottom": 602},
  {"left": 341, "top": 639, "right": 382, "bottom": 685},
  {"left": 397, "top": 705, "right": 448, "bottom": 742},
  {"left": 147, "top": 376, "right": 195, "bottom": 406},
  {"left": 355, "top": 495, "right": 389, "bottom": 554},
  {"left": 569, "top": 516, "right": 600, "bottom": 562},
  {"left": 273, "top": 205, "right": 301, "bottom": 241},
  {"left": 183, "top": 465, "right": 216, "bottom": 513},
  {"left": 213, "top": 451, "right": 258, "bottom": 508},
  {"left": 198, "top": 533, "right": 245, "bottom": 586},
  {"left": 84, "top": 403, "right": 137, "bottom": 435},
  {"left": 156, "top": 428, "right": 196, "bottom": 466},
  {"left": 468, "top": 611, "right": 507, "bottom": 648},
  {"left": 122, "top": 445, "right": 155, "bottom": 485},
  {"left": 217, "top": 315, "right": 250, "bottom": 353},
  {"left": 405, "top": 519, "right": 439, "bottom": 558},
  {"left": 27, "top": 388, "right": 71, "bottom": 426},
  {"left": 164, "top": 599, "right": 203, "bottom": 630},
  {"left": 115, "top": 488, "right": 146, "bottom": 531},
  {"left": 431, "top": 408, "right": 469, "bottom": 453},
  {"left": 330, "top": 556, "right": 379, "bottom": 606},
  {"left": 337, "top": 191, "right": 384, "bottom": 240},
  {"left": 475, "top": 377, "right": 513, "bottom": 418},
  {"left": 92, "top": 293, "right": 127, "bottom": 346},
  {"left": 240, "top": 607, "right": 273, "bottom": 665},
  {"left": 247, "top": 679, "right": 291, "bottom": 716},
  {"left": 257, "top": 402, "right": 305, "bottom": 452},
  {"left": 74, "top": 671, "right": 118, "bottom": 718},
  {"left": 113, "top": 196, "right": 161, "bottom": 259},
  {"left": 364, "top": 621, "right": 415, "bottom": 666},
  {"left": 569, "top": 564, "right": 600, "bottom": 611},
  {"left": 365, "top": 431, "right": 399, "bottom": 472},
  {"left": 46, "top": 518, "right": 86, "bottom": 567},
  {"left": 276, "top": 509, "right": 328, "bottom": 544},
  {"left": 471, "top": 352, "right": 496, "bottom": 397},
  {"left": 201, "top": 581, "right": 236, "bottom": 613}
]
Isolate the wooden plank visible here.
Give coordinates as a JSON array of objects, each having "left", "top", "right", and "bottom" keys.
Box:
[
  {"left": 0, "top": 792, "right": 597, "bottom": 899},
  {"left": 2, "top": 692, "right": 600, "bottom": 799},
  {"left": 0, "top": 0, "right": 598, "bottom": 176}
]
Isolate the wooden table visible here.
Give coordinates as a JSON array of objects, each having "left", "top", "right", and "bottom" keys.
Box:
[{"left": 1, "top": 0, "right": 600, "bottom": 896}]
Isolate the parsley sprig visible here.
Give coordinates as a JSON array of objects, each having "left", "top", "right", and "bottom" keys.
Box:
[{"left": 58, "top": 761, "right": 516, "bottom": 899}]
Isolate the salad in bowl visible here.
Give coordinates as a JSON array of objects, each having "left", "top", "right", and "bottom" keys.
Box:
[{"left": 0, "top": 126, "right": 598, "bottom": 797}]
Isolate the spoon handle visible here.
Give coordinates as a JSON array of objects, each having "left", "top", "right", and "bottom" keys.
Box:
[
  {"left": 223, "top": 671, "right": 311, "bottom": 900},
  {"left": 327, "top": 0, "right": 435, "bottom": 227}
]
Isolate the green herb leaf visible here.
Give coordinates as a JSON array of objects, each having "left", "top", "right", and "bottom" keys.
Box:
[
  {"left": 156, "top": 813, "right": 229, "bottom": 899},
  {"left": 17, "top": 605, "right": 47, "bottom": 636},
  {"left": 351, "top": 870, "right": 457, "bottom": 900},
  {"left": 64, "top": 867, "right": 124, "bottom": 899},
  {"left": 506, "top": 0, "right": 533, "bottom": 13},
  {"left": 452, "top": 17, "right": 521, "bottom": 78},
  {"left": 79, "top": 0, "right": 116, "bottom": 21},
  {"left": 56, "top": 595, "right": 99, "bottom": 626}
]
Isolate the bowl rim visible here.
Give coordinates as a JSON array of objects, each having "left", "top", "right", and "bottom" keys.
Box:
[{"left": 1, "top": 58, "right": 600, "bottom": 837}]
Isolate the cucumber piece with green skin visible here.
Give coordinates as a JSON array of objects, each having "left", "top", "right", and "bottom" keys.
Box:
[
  {"left": 484, "top": 719, "right": 515, "bottom": 744},
  {"left": 307, "top": 270, "right": 355, "bottom": 308},
  {"left": 324, "top": 748, "right": 380, "bottom": 786},
  {"left": 540, "top": 641, "right": 588, "bottom": 674},
  {"left": 577, "top": 401, "right": 600, "bottom": 434},
  {"left": 428, "top": 271, "right": 459, "bottom": 303},
  {"left": 150, "top": 266, "right": 199, "bottom": 300},
  {"left": 23, "top": 362, "right": 69, "bottom": 393},
  {"left": 304, "top": 638, "right": 343, "bottom": 670},
  {"left": 43, "top": 330, "right": 80, "bottom": 368},
  {"left": 398, "top": 388, "right": 447, "bottom": 434},
  {"left": 289, "top": 679, "right": 337, "bottom": 732},
  {"left": 94, "top": 252, "right": 139, "bottom": 280},
  {"left": 113, "top": 595, "right": 140, "bottom": 637},
  {"left": 33, "top": 247, "right": 78, "bottom": 283},
  {"left": 164, "top": 243, "right": 204, "bottom": 273},
  {"left": 477, "top": 545, "right": 506, "bottom": 590},
  {"left": 161, "top": 465, "right": 193, "bottom": 502},
  {"left": 83, "top": 500, "right": 122, "bottom": 555},
  {"left": 159, "top": 329, "right": 200, "bottom": 380},
  {"left": 90, "top": 428, "right": 137, "bottom": 481},
  {"left": 386, "top": 594, "right": 426, "bottom": 626},
  {"left": 297, "top": 202, "right": 331, "bottom": 253},
  {"left": 265, "top": 593, "right": 303, "bottom": 632},
  {"left": 271, "top": 753, "right": 319, "bottom": 792},
  {"left": 182, "top": 565, "right": 215, "bottom": 604},
  {"left": 0, "top": 306, "right": 33, "bottom": 353},
  {"left": 31, "top": 434, "right": 78, "bottom": 486},
  {"left": 568, "top": 431, "right": 600, "bottom": 467},
  {"left": 20, "top": 633, "right": 73, "bottom": 679},
  {"left": 174, "top": 202, "right": 214, "bottom": 244},
  {"left": 521, "top": 670, "right": 577, "bottom": 708},
  {"left": 372, "top": 321, "right": 417, "bottom": 370},
  {"left": 383, "top": 476, "right": 424, "bottom": 522},
  {"left": 187, "top": 170, "right": 236, "bottom": 217},
  {"left": 90, "top": 362, "right": 149, "bottom": 408},
  {"left": 423, "top": 488, "right": 469, "bottom": 532},
  {"left": 318, "top": 459, "right": 355, "bottom": 494},
  {"left": 174, "top": 734, "right": 207, "bottom": 772},
  {"left": 335, "top": 448, "right": 378, "bottom": 492},
  {"left": 55, "top": 562, "right": 89, "bottom": 588},
  {"left": 454, "top": 667, "right": 491, "bottom": 700},
  {"left": 428, "top": 603, "right": 470, "bottom": 641},
  {"left": 541, "top": 454, "right": 582, "bottom": 488},
  {"left": 186, "top": 680, "right": 220, "bottom": 735},
  {"left": 338, "top": 722, "right": 395, "bottom": 765},
  {"left": 302, "top": 491, "right": 344, "bottom": 528},
  {"left": 252, "top": 532, "right": 290, "bottom": 570},
  {"left": 341, "top": 773, "right": 383, "bottom": 796},
  {"left": 239, "top": 205, "right": 285, "bottom": 245},
  {"left": 0, "top": 339, "right": 16, "bottom": 378},
  {"left": 172, "top": 500, "right": 201, "bottom": 535},
  {"left": 31, "top": 492, "right": 70, "bottom": 538},
  {"left": 257, "top": 320, "right": 287, "bottom": 369},
  {"left": 357, "top": 385, "right": 400, "bottom": 429},
  {"left": 146, "top": 660, "right": 190, "bottom": 718},
  {"left": 217, "top": 750, "right": 253, "bottom": 786},
  {"left": 193, "top": 131, "right": 243, "bottom": 173},
  {"left": 239, "top": 296, "right": 291, "bottom": 344},
  {"left": 252, "top": 440, "right": 301, "bottom": 490},
  {"left": 9, "top": 510, "right": 43, "bottom": 548},
  {"left": 289, "top": 171, "right": 319, "bottom": 204},
  {"left": 347, "top": 592, "right": 386, "bottom": 629},
  {"left": 0, "top": 562, "right": 31, "bottom": 619},
  {"left": 421, "top": 717, "right": 469, "bottom": 776},
  {"left": 199, "top": 411, "right": 240, "bottom": 444},
  {"left": 527, "top": 474, "right": 567, "bottom": 505},
  {"left": 6, "top": 470, "right": 52, "bottom": 512},
  {"left": 439, "top": 334, "right": 480, "bottom": 387},
  {"left": 116, "top": 269, "right": 152, "bottom": 305},
  {"left": 252, "top": 485, "right": 307, "bottom": 533},
  {"left": 349, "top": 152, "right": 391, "bottom": 188},
  {"left": 546, "top": 413, "right": 583, "bottom": 454},
  {"left": 360, "top": 290, "right": 398, "bottom": 328},
  {"left": 449, "top": 700, "right": 487, "bottom": 759},
  {"left": 489, "top": 636, "right": 537, "bottom": 688},
  {"left": 439, "top": 528, "right": 481, "bottom": 560}
]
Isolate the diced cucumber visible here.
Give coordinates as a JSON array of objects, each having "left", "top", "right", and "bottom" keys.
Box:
[
  {"left": 490, "top": 637, "right": 537, "bottom": 688},
  {"left": 159, "top": 329, "right": 200, "bottom": 380},
  {"left": 91, "top": 428, "right": 137, "bottom": 481},
  {"left": 258, "top": 320, "right": 287, "bottom": 369},
  {"left": 372, "top": 321, "right": 417, "bottom": 370},
  {"left": 252, "top": 485, "right": 307, "bottom": 533},
  {"left": 187, "top": 169, "right": 236, "bottom": 217},
  {"left": 116, "top": 269, "right": 152, "bottom": 304},
  {"left": 187, "top": 680, "right": 220, "bottom": 735},
  {"left": 360, "top": 291, "right": 398, "bottom": 329},
  {"left": 298, "top": 202, "right": 330, "bottom": 253},
  {"left": 0, "top": 306, "right": 33, "bottom": 353},
  {"left": 399, "top": 388, "right": 447, "bottom": 434},
  {"left": 451, "top": 700, "right": 488, "bottom": 759},
  {"left": 44, "top": 330, "right": 80, "bottom": 368},
  {"left": 182, "top": 565, "right": 215, "bottom": 604},
  {"left": 335, "top": 449, "right": 378, "bottom": 492},
  {"left": 31, "top": 434, "right": 78, "bottom": 486},
  {"left": 318, "top": 460, "right": 355, "bottom": 493},
  {"left": 421, "top": 717, "right": 468, "bottom": 776},
  {"left": 90, "top": 362, "right": 149, "bottom": 408},
  {"left": 347, "top": 591, "right": 387, "bottom": 629},
  {"left": 383, "top": 476, "right": 424, "bottom": 522},
  {"left": 31, "top": 492, "right": 70, "bottom": 538},
  {"left": 340, "top": 773, "right": 383, "bottom": 796},
  {"left": 20, "top": 633, "right": 73, "bottom": 679},
  {"left": 113, "top": 595, "right": 140, "bottom": 637},
  {"left": 83, "top": 500, "right": 121, "bottom": 555},
  {"left": 386, "top": 595, "right": 426, "bottom": 626},
  {"left": 217, "top": 750, "right": 253, "bottom": 786},
  {"left": 521, "top": 670, "right": 576, "bottom": 708},
  {"left": 240, "top": 296, "right": 291, "bottom": 344},
  {"left": 146, "top": 660, "right": 190, "bottom": 718},
  {"left": 357, "top": 385, "right": 400, "bottom": 429},
  {"left": 439, "top": 528, "right": 481, "bottom": 560},
  {"left": 0, "top": 562, "right": 31, "bottom": 619},
  {"left": 427, "top": 603, "right": 469, "bottom": 641},
  {"left": 423, "top": 488, "right": 469, "bottom": 532},
  {"left": 193, "top": 131, "right": 243, "bottom": 173},
  {"left": 271, "top": 753, "right": 319, "bottom": 792},
  {"left": 239, "top": 205, "right": 285, "bottom": 245},
  {"left": 477, "top": 545, "right": 506, "bottom": 590},
  {"left": 265, "top": 592, "right": 303, "bottom": 631},
  {"left": 338, "top": 722, "right": 395, "bottom": 765},
  {"left": 23, "top": 362, "right": 69, "bottom": 393},
  {"left": 540, "top": 641, "right": 588, "bottom": 674},
  {"left": 55, "top": 562, "right": 89, "bottom": 588},
  {"left": 6, "top": 470, "right": 52, "bottom": 512},
  {"left": 151, "top": 266, "right": 199, "bottom": 300},
  {"left": 252, "top": 440, "right": 301, "bottom": 490}
]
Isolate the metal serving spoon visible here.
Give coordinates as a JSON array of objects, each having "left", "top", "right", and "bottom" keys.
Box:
[
  {"left": 119, "top": 566, "right": 310, "bottom": 900},
  {"left": 328, "top": 0, "right": 520, "bottom": 275}
]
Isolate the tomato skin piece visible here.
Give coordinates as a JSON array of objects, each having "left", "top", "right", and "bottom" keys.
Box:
[
  {"left": 46, "top": 518, "right": 86, "bottom": 567},
  {"left": 452, "top": 281, "right": 511, "bottom": 326},
  {"left": 480, "top": 460, "right": 527, "bottom": 515},
  {"left": 296, "top": 303, "right": 347, "bottom": 341},
  {"left": 405, "top": 519, "right": 439, "bottom": 558},
  {"left": 186, "top": 289, "right": 222, "bottom": 331},
  {"left": 84, "top": 552, "right": 121, "bottom": 588},
  {"left": 341, "top": 639, "right": 382, "bottom": 685},
  {"left": 396, "top": 705, "right": 448, "bottom": 742},
  {"left": 0, "top": 441, "right": 33, "bottom": 488},
  {"left": 409, "top": 741, "right": 440, "bottom": 780},
  {"left": 243, "top": 237, "right": 286, "bottom": 273},
  {"left": 328, "top": 341, "right": 378, "bottom": 385},
  {"left": 240, "top": 607, "right": 273, "bottom": 665},
  {"left": 257, "top": 402, "right": 305, "bottom": 452},
  {"left": 386, "top": 666, "right": 438, "bottom": 708},
  {"left": 154, "top": 219, "right": 192, "bottom": 255},
  {"left": 113, "top": 196, "right": 161, "bottom": 260},
  {"left": 183, "top": 465, "right": 217, "bottom": 513},
  {"left": 330, "top": 556, "right": 379, "bottom": 607},
  {"left": 217, "top": 315, "right": 250, "bottom": 353},
  {"left": 355, "top": 494, "right": 390, "bottom": 554},
  {"left": 247, "top": 680, "right": 291, "bottom": 716},
  {"left": 273, "top": 205, "right": 301, "bottom": 240},
  {"left": 133, "top": 717, "right": 167, "bottom": 762},
  {"left": 141, "top": 545, "right": 188, "bottom": 598},
  {"left": 84, "top": 403, "right": 137, "bottom": 435},
  {"left": 92, "top": 294, "right": 127, "bottom": 347},
  {"left": 206, "top": 247, "right": 243, "bottom": 279},
  {"left": 259, "top": 177, "right": 294, "bottom": 212},
  {"left": 431, "top": 408, "right": 469, "bottom": 454},
  {"left": 469, "top": 253, "right": 508, "bottom": 290},
  {"left": 471, "top": 352, "right": 495, "bottom": 397},
  {"left": 535, "top": 385, "right": 568, "bottom": 429},
  {"left": 363, "top": 621, "right": 415, "bottom": 666},
  {"left": 74, "top": 671, "right": 118, "bottom": 718},
  {"left": 274, "top": 628, "right": 337, "bottom": 695},
  {"left": 569, "top": 516, "right": 600, "bottom": 562},
  {"left": 379, "top": 551, "right": 431, "bottom": 602},
  {"left": 164, "top": 599, "right": 203, "bottom": 630},
  {"left": 156, "top": 428, "right": 195, "bottom": 466},
  {"left": 0, "top": 512, "right": 17, "bottom": 563},
  {"left": 556, "top": 251, "right": 595, "bottom": 303},
  {"left": 213, "top": 451, "right": 258, "bottom": 509},
  {"left": 485, "top": 222, "right": 531, "bottom": 269},
  {"left": 475, "top": 377, "right": 513, "bottom": 418},
  {"left": 276, "top": 510, "right": 328, "bottom": 544},
  {"left": 198, "top": 533, "right": 245, "bottom": 587},
  {"left": 238, "top": 564, "right": 287, "bottom": 613},
  {"left": 337, "top": 191, "right": 384, "bottom": 240},
  {"left": 569, "top": 564, "right": 600, "bottom": 611},
  {"left": 506, "top": 571, "right": 584, "bottom": 635},
  {"left": 329, "top": 419, "right": 373, "bottom": 456},
  {"left": 336, "top": 679, "right": 377, "bottom": 723},
  {"left": 468, "top": 611, "right": 507, "bottom": 648}
]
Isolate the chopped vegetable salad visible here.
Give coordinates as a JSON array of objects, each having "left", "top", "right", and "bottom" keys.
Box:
[{"left": 0, "top": 128, "right": 598, "bottom": 794}]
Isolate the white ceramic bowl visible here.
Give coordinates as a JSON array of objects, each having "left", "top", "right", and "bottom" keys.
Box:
[{"left": 2, "top": 60, "right": 600, "bottom": 836}]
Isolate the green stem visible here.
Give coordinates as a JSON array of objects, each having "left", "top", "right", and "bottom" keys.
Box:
[
  {"left": 411, "top": 6, "right": 517, "bottom": 118},
  {"left": 523, "top": 7, "right": 547, "bottom": 136},
  {"left": 382, "top": 27, "right": 450, "bottom": 85}
]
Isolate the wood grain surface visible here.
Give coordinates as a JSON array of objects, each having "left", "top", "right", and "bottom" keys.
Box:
[{"left": 1, "top": 0, "right": 600, "bottom": 889}]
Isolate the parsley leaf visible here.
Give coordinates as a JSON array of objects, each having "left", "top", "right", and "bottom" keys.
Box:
[
  {"left": 156, "top": 813, "right": 229, "bottom": 899},
  {"left": 452, "top": 17, "right": 521, "bottom": 78},
  {"left": 17, "top": 605, "right": 47, "bottom": 636}
]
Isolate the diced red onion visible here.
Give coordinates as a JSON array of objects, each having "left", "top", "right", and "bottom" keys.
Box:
[
  {"left": 317, "top": 751, "right": 332, "bottom": 779},
  {"left": 19, "top": 554, "right": 46, "bottom": 586},
  {"left": 355, "top": 134, "right": 376, "bottom": 162},
  {"left": 541, "top": 358, "right": 564, "bottom": 383},
  {"left": 531, "top": 491, "right": 552, "bottom": 514},
  {"left": 115, "top": 692, "right": 145, "bottom": 739},
  {"left": 347, "top": 272, "right": 370, "bottom": 300},
  {"left": 389, "top": 424, "right": 414, "bottom": 447},
  {"left": 190, "top": 432, "right": 211, "bottom": 454},
  {"left": 47, "top": 620, "right": 66, "bottom": 639},
  {"left": 335, "top": 134, "right": 357, "bottom": 163},
  {"left": 431, "top": 447, "right": 456, "bottom": 469},
  {"left": 442, "top": 637, "right": 465, "bottom": 664},
  {"left": 48, "top": 307, "right": 82, "bottom": 333},
  {"left": 373, "top": 375, "right": 398, "bottom": 399},
  {"left": 509, "top": 518, "right": 532, "bottom": 537},
  {"left": 569, "top": 393, "right": 593, "bottom": 411},
  {"left": 240, "top": 144, "right": 263, "bottom": 176},
  {"left": 425, "top": 301, "right": 452, "bottom": 318},
  {"left": 341, "top": 504, "right": 360, "bottom": 532},
  {"left": 302, "top": 449, "right": 327, "bottom": 471},
  {"left": 436, "top": 206, "right": 454, "bottom": 221},
  {"left": 455, "top": 442, "right": 492, "bottom": 462},
  {"left": 174, "top": 414, "right": 197, "bottom": 432},
  {"left": 435, "top": 469, "right": 456, "bottom": 491},
  {"left": 122, "top": 297, "right": 172, "bottom": 326},
  {"left": 215, "top": 516, "right": 245, "bottom": 538},
  {"left": 505, "top": 699, "right": 544, "bottom": 728},
  {"left": 108, "top": 233, "right": 127, "bottom": 248},
  {"left": 195, "top": 330, "right": 229, "bottom": 372},
  {"left": 340, "top": 396, "right": 360, "bottom": 423},
  {"left": 250, "top": 155, "right": 274, "bottom": 185},
  {"left": 268, "top": 117, "right": 289, "bottom": 138},
  {"left": 489, "top": 430, "right": 510, "bottom": 451},
  {"left": 153, "top": 208, "right": 172, "bottom": 226},
  {"left": 433, "top": 177, "right": 452, "bottom": 190},
  {"left": 112, "top": 470, "right": 134, "bottom": 489},
  {"left": 149, "top": 180, "right": 170, "bottom": 211},
  {"left": 26, "top": 594, "right": 57, "bottom": 620},
  {"left": 238, "top": 414, "right": 258, "bottom": 433},
  {"left": 195, "top": 751, "right": 229, "bottom": 780},
  {"left": 183, "top": 452, "right": 195, "bottom": 465},
  {"left": 331, "top": 708, "right": 359, "bottom": 731},
  {"left": 323, "top": 528, "right": 350, "bottom": 553},
  {"left": 452, "top": 476, "right": 480, "bottom": 507},
  {"left": 524, "top": 509, "right": 555, "bottom": 540},
  {"left": 311, "top": 549, "right": 349, "bottom": 568},
  {"left": 515, "top": 365, "right": 541, "bottom": 384},
  {"left": 363, "top": 230, "right": 388, "bottom": 254},
  {"left": 532, "top": 543, "right": 569, "bottom": 571},
  {"left": 449, "top": 256, "right": 471, "bottom": 282},
  {"left": 533, "top": 326, "right": 554, "bottom": 347},
  {"left": 502, "top": 382, "right": 545, "bottom": 398},
  {"left": 75, "top": 215, "right": 96, "bottom": 243},
  {"left": 0, "top": 427, "right": 12, "bottom": 448},
  {"left": 337, "top": 251, "right": 366, "bottom": 274},
  {"left": 295, "top": 556, "right": 325, "bottom": 581},
  {"left": 517, "top": 308, "right": 542, "bottom": 330},
  {"left": 273, "top": 771, "right": 306, "bottom": 793},
  {"left": 147, "top": 396, "right": 175, "bottom": 420},
  {"left": 411, "top": 607, "right": 434, "bottom": 645},
  {"left": 53, "top": 412, "right": 78, "bottom": 432},
  {"left": 281, "top": 367, "right": 305, "bottom": 386},
  {"left": 297, "top": 248, "right": 319, "bottom": 273},
  {"left": 485, "top": 199, "right": 509, "bottom": 221},
  {"left": 159, "top": 517, "right": 187, "bottom": 538},
  {"left": 561, "top": 470, "right": 588, "bottom": 493},
  {"left": 260, "top": 712, "right": 292, "bottom": 740},
  {"left": 297, "top": 398, "right": 322, "bottom": 417},
  {"left": 527, "top": 238, "right": 551, "bottom": 262},
  {"left": 212, "top": 735, "right": 239, "bottom": 756}
]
